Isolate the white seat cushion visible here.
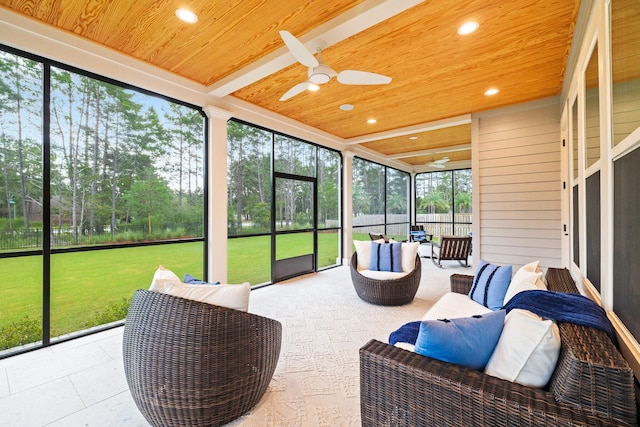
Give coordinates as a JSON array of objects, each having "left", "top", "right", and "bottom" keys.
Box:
[
  {"left": 358, "top": 269, "right": 409, "bottom": 280},
  {"left": 423, "top": 292, "right": 492, "bottom": 321}
]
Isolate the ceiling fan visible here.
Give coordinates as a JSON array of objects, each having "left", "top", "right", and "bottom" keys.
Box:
[
  {"left": 278, "top": 30, "right": 392, "bottom": 101},
  {"left": 427, "top": 156, "right": 450, "bottom": 168}
]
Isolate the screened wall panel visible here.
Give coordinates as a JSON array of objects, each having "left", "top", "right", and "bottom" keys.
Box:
[
  {"left": 611, "top": 0, "right": 640, "bottom": 146},
  {"left": 0, "top": 46, "right": 207, "bottom": 356},
  {"left": 586, "top": 172, "right": 600, "bottom": 291},
  {"left": 352, "top": 157, "right": 409, "bottom": 241},
  {"left": 614, "top": 146, "right": 640, "bottom": 341},
  {"left": 227, "top": 121, "right": 272, "bottom": 236},
  {"left": 415, "top": 169, "right": 472, "bottom": 240},
  {"left": 573, "top": 185, "right": 580, "bottom": 267},
  {"left": 227, "top": 119, "right": 342, "bottom": 286}
]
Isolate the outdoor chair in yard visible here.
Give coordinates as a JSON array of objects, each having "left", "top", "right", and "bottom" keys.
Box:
[
  {"left": 409, "top": 225, "right": 433, "bottom": 244},
  {"left": 123, "top": 289, "right": 282, "bottom": 427},
  {"left": 431, "top": 235, "right": 472, "bottom": 268}
]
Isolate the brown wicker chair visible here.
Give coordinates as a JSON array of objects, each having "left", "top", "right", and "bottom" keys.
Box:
[
  {"left": 123, "top": 289, "right": 282, "bottom": 427},
  {"left": 431, "top": 235, "right": 472, "bottom": 268},
  {"left": 350, "top": 251, "right": 421, "bottom": 306},
  {"left": 360, "top": 268, "right": 638, "bottom": 426}
]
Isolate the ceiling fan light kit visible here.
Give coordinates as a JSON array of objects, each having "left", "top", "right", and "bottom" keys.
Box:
[{"left": 279, "top": 30, "right": 391, "bottom": 101}]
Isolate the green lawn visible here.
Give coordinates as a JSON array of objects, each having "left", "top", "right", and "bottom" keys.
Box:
[
  {"left": 227, "top": 231, "right": 340, "bottom": 284},
  {"left": 1, "top": 232, "right": 342, "bottom": 340},
  {"left": 0, "top": 243, "right": 205, "bottom": 338},
  {"left": 1, "top": 231, "right": 409, "bottom": 346}
]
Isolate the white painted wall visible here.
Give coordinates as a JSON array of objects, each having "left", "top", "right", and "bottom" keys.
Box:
[{"left": 472, "top": 98, "right": 562, "bottom": 270}]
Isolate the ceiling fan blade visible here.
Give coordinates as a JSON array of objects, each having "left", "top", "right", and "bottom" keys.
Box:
[
  {"left": 434, "top": 157, "right": 450, "bottom": 164},
  {"left": 427, "top": 162, "right": 446, "bottom": 168},
  {"left": 279, "top": 30, "right": 319, "bottom": 68},
  {"left": 337, "top": 70, "right": 392, "bottom": 85},
  {"left": 280, "top": 81, "right": 314, "bottom": 101}
]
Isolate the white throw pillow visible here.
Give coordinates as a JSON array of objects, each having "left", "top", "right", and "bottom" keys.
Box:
[
  {"left": 400, "top": 241, "right": 420, "bottom": 273},
  {"left": 512, "top": 261, "right": 539, "bottom": 283},
  {"left": 503, "top": 262, "right": 547, "bottom": 305},
  {"left": 158, "top": 279, "right": 251, "bottom": 312},
  {"left": 353, "top": 239, "right": 384, "bottom": 270},
  {"left": 485, "top": 309, "right": 560, "bottom": 388},
  {"left": 149, "top": 265, "right": 181, "bottom": 292}
]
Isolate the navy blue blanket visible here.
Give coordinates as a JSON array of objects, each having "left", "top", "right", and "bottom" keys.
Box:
[
  {"left": 389, "top": 321, "right": 421, "bottom": 346},
  {"left": 503, "top": 290, "right": 617, "bottom": 345}
]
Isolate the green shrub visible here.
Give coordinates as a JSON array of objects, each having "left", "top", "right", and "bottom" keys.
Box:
[
  {"left": 0, "top": 316, "right": 42, "bottom": 351},
  {"left": 89, "top": 297, "right": 131, "bottom": 327}
]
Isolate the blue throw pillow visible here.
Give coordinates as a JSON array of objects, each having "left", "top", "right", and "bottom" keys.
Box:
[
  {"left": 370, "top": 242, "right": 403, "bottom": 272},
  {"left": 468, "top": 260, "right": 512, "bottom": 310},
  {"left": 414, "top": 310, "right": 506, "bottom": 370},
  {"left": 184, "top": 273, "right": 220, "bottom": 285}
]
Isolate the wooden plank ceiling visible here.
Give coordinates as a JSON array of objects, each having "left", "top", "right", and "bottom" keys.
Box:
[{"left": 0, "top": 0, "right": 584, "bottom": 170}]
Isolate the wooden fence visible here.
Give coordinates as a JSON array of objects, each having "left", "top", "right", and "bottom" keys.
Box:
[{"left": 350, "top": 213, "right": 472, "bottom": 239}]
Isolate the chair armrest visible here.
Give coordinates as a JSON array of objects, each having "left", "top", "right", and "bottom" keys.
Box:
[
  {"left": 450, "top": 273, "right": 473, "bottom": 294},
  {"left": 359, "top": 339, "right": 620, "bottom": 427}
]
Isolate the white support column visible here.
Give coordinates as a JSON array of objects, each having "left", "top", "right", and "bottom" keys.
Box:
[
  {"left": 342, "top": 150, "right": 354, "bottom": 264},
  {"left": 203, "top": 105, "right": 233, "bottom": 282},
  {"left": 410, "top": 171, "right": 417, "bottom": 226}
]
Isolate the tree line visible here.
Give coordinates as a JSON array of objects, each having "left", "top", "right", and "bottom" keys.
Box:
[
  {"left": 416, "top": 169, "right": 472, "bottom": 214},
  {"left": 0, "top": 50, "right": 205, "bottom": 246}
]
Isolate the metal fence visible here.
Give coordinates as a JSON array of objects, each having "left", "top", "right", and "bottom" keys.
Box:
[{"left": 0, "top": 225, "right": 204, "bottom": 251}]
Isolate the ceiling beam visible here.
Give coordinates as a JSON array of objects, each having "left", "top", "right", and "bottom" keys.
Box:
[
  {"left": 388, "top": 143, "right": 471, "bottom": 159},
  {"left": 208, "top": 0, "right": 425, "bottom": 98},
  {"left": 343, "top": 114, "right": 471, "bottom": 145}
]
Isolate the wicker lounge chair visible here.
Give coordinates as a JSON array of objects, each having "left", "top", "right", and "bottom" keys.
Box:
[
  {"left": 123, "top": 289, "right": 282, "bottom": 427},
  {"left": 431, "top": 235, "right": 472, "bottom": 268},
  {"left": 350, "top": 251, "right": 421, "bottom": 306}
]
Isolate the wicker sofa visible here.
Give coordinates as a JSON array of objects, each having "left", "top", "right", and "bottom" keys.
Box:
[{"left": 360, "top": 267, "right": 638, "bottom": 426}]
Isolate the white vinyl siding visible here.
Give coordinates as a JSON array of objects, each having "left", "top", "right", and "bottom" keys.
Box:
[{"left": 475, "top": 98, "right": 562, "bottom": 268}]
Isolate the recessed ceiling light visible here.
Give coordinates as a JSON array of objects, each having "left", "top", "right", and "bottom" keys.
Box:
[
  {"left": 308, "top": 84, "right": 320, "bottom": 92},
  {"left": 484, "top": 88, "right": 499, "bottom": 96},
  {"left": 409, "top": 136, "right": 418, "bottom": 140},
  {"left": 367, "top": 119, "right": 377, "bottom": 124},
  {"left": 176, "top": 9, "right": 198, "bottom": 24},
  {"left": 340, "top": 104, "right": 354, "bottom": 111},
  {"left": 458, "top": 21, "right": 479, "bottom": 35}
]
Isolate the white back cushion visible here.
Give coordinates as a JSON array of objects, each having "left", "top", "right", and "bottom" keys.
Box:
[
  {"left": 400, "top": 241, "right": 420, "bottom": 272},
  {"left": 158, "top": 279, "right": 251, "bottom": 312},
  {"left": 149, "top": 265, "right": 181, "bottom": 292},
  {"left": 353, "top": 239, "right": 384, "bottom": 270}
]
